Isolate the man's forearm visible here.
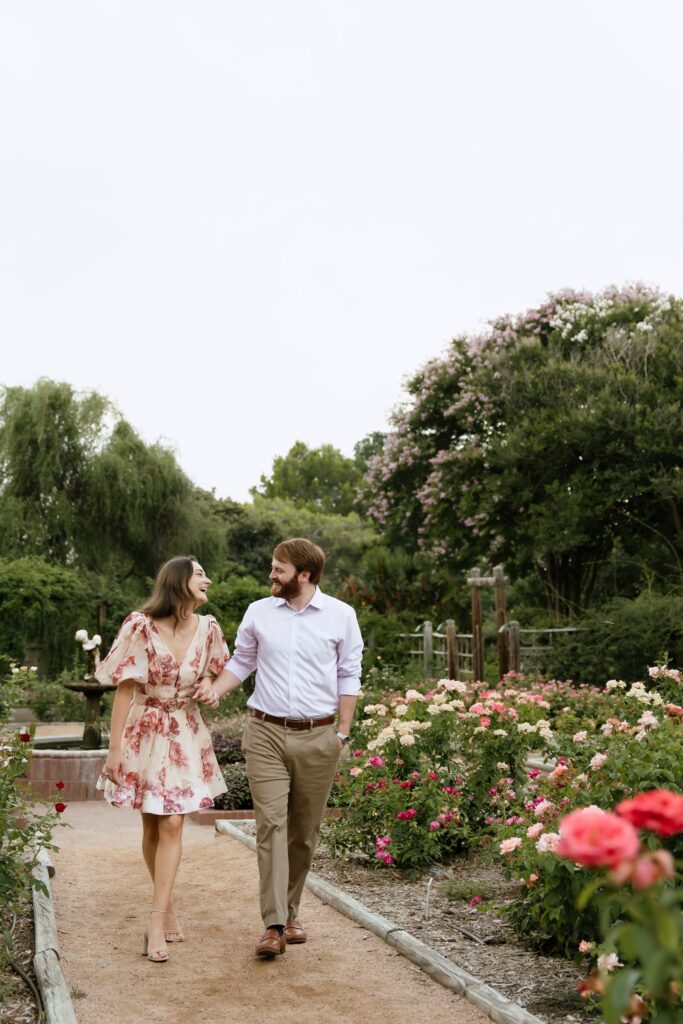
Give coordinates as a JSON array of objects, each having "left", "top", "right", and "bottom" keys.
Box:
[
  {"left": 213, "top": 668, "right": 244, "bottom": 699},
  {"left": 337, "top": 694, "right": 357, "bottom": 735}
]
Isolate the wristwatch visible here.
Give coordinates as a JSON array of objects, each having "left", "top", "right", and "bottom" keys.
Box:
[{"left": 335, "top": 731, "right": 350, "bottom": 745}]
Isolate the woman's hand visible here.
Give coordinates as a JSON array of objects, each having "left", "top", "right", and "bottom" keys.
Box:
[
  {"left": 194, "top": 676, "right": 219, "bottom": 709},
  {"left": 103, "top": 749, "right": 124, "bottom": 785}
]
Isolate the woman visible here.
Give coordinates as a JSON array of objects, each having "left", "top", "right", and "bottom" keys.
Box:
[{"left": 97, "top": 556, "right": 227, "bottom": 963}]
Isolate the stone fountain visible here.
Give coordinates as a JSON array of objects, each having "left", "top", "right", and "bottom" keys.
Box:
[{"left": 62, "top": 630, "right": 115, "bottom": 750}]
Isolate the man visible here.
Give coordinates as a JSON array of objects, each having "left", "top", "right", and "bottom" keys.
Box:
[{"left": 195, "top": 537, "right": 363, "bottom": 958}]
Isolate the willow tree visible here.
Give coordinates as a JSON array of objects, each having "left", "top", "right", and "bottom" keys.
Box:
[
  {"left": 364, "top": 285, "right": 683, "bottom": 618},
  {"left": 0, "top": 380, "right": 223, "bottom": 584}
]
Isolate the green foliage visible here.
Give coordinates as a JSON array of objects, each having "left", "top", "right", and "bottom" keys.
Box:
[
  {"left": 209, "top": 716, "right": 248, "bottom": 766},
  {"left": 0, "top": 676, "right": 64, "bottom": 909},
  {"left": 548, "top": 590, "right": 683, "bottom": 684},
  {"left": 0, "top": 379, "right": 224, "bottom": 585},
  {"left": 0, "top": 557, "right": 101, "bottom": 677},
  {"left": 214, "top": 762, "right": 252, "bottom": 811},
  {"left": 441, "top": 876, "right": 494, "bottom": 902},
  {"left": 252, "top": 440, "right": 363, "bottom": 516},
  {"left": 218, "top": 495, "right": 378, "bottom": 594},
  {"left": 365, "top": 285, "right": 683, "bottom": 618},
  {"left": 204, "top": 575, "right": 270, "bottom": 643}
]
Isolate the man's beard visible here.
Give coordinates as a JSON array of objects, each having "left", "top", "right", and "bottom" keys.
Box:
[{"left": 271, "top": 577, "right": 302, "bottom": 600}]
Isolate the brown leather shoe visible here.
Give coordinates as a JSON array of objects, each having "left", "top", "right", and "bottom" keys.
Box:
[
  {"left": 284, "top": 918, "right": 306, "bottom": 944},
  {"left": 255, "top": 928, "right": 286, "bottom": 959}
]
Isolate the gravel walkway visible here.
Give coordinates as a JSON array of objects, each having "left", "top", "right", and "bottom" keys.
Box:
[{"left": 51, "top": 803, "right": 491, "bottom": 1024}]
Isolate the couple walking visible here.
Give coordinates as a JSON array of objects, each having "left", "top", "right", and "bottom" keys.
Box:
[{"left": 97, "top": 538, "right": 363, "bottom": 963}]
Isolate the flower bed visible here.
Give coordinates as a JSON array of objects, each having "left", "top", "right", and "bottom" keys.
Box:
[{"left": 326, "top": 665, "right": 683, "bottom": 1020}]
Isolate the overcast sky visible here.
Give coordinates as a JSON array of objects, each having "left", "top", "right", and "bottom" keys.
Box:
[{"left": 1, "top": 1, "right": 681, "bottom": 502}]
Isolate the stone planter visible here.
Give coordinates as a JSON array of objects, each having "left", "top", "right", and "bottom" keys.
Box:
[{"left": 28, "top": 749, "right": 106, "bottom": 802}]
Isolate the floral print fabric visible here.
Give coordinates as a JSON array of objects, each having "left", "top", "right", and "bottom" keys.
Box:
[{"left": 95, "top": 611, "right": 229, "bottom": 815}]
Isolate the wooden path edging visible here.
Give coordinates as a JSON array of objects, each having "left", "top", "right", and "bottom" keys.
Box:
[
  {"left": 215, "top": 820, "right": 546, "bottom": 1024},
  {"left": 32, "top": 849, "right": 78, "bottom": 1024}
]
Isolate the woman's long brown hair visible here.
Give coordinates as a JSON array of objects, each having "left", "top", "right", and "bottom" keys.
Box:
[{"left": 139, "top": 555, "right": 197, "bottom": 626}]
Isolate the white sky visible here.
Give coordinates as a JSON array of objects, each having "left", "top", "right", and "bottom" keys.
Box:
[{"left": 1, "top": 1, "right": 681, "bottom": 501}]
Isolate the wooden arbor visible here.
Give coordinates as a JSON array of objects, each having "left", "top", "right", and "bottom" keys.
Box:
[{"left": 467, "top": 565, "right": 508, "bottom": 682}]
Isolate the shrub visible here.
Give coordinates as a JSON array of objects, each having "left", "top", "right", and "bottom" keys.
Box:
[
  {"left": 214, "top": 763, "right": 252, "bottom": 811},
  {"left": 0, "top": 674, "right": 65, "bottom": 909}
]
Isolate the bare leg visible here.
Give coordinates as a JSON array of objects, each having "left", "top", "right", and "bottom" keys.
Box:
[
  {"left": 141, "top": 812, "right": 160, "bottom": 879},
  {"left": 146, "top": 814, "right": 185, "bottom": 958},
  {"left": 141, "top": 812, "right": 183, "bottom": 941}
]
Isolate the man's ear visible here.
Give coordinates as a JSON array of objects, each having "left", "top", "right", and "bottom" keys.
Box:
[{"left": 298, "top": 570, "right": 311, "bottom": 583}]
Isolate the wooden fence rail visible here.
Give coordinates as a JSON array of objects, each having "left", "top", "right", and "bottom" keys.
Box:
[
  {"left": 397, "top": 620, "right": 474, "bottom": 679},
  {"left": 397, "top": 619, "right": 583, "bottom": 680}
]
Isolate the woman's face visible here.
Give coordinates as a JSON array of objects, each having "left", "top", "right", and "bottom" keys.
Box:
[{"left": 188, "top": 562, "right": 212, "bottom": 605}]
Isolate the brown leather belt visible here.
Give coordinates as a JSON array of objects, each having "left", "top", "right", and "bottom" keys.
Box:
[{"left": 251, "top": 710, "right": 336, "bottom": 730}]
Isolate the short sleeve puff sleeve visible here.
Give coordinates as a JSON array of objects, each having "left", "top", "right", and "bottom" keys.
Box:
[
  {"left": 205, "top": 617, "right": 231, "bottom": 678},
  {"left": 95, "top": 612, "right": 149, "bottom": 687}
]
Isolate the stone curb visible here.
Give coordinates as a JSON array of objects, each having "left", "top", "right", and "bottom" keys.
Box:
[
  {"left": 215, "top": 820, "right": 546, "bottom": 1024},
  {"left": 31, "top": 849, "right": 78, "bottom": 1024}
]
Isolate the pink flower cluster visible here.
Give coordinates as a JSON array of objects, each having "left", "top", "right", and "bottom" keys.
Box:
[{"left": 375, "top": 835, "right": 394, "bottom": 866}]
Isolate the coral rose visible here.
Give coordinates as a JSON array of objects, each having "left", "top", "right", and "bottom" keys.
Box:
[
  {"left": 555, "top": 806, "right": 640, "bottom": 868},
  {"left": 615, "top": 789, "right": 683, "bottom": 837}
]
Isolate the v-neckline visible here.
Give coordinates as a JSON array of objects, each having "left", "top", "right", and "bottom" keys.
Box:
[{"left": 149, "top": 615, "right": 203, "bottom": 667}]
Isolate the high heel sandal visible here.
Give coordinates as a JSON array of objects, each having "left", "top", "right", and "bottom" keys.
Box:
[
  {"left": 164, "top": 904, "right": 185, "bottom": 943},
  {"left": 142, "top": 910, "right": 170, "bottom": 963}
]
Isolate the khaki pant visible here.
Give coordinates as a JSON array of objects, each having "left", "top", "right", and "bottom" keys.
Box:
[{"left": 241, "top": 716, "right": 340, "bottom": 927}]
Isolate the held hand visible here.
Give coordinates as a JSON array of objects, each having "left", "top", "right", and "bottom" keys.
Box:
[
  {"left": 194, "top": 676, "right": 219, "bottom": 709},
  {"left": 103, "top": 751, "right": 124, "bottom": 785}
]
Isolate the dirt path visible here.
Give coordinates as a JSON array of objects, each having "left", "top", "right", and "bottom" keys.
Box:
[{"left": 52, "top": 803, "right": 490, "bottom": 1024}]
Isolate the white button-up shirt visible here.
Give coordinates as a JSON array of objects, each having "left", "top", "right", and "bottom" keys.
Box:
[{"left": 228, "top": 587, "right": 363, "bottom": 718}]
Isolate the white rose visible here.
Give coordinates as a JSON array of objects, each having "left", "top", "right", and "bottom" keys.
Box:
[{"left": 74, "top": 629, "right": 89, "bottom": 642}]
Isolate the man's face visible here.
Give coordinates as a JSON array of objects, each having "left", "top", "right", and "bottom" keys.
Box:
[{"left": 270, "top": 558, "right": 307, "bottom": 600}]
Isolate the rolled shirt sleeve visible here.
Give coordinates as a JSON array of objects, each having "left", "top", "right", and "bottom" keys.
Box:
[
  {"left": 336, "top": 607, "right": 363, "bottom": 696},
  {"left": 225, "top": 610, "right": 259, "bottom": 683}
]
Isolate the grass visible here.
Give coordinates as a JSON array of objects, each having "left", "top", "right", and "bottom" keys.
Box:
[{"left": 441, "top": 877, "right": 495, "bottom": 902}]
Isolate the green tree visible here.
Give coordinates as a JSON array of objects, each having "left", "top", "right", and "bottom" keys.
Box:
[
  {"left": 365, "top": 285, "right": 683, "bottom": 617},
  {"left": 251, "top": 441, "right": 363, "bottom": 516},
  {"left": 0, "top": 380, "right": 223, "bottom": 585},
  {"left": 218, "top": 495, "right": 378, "bottom": 594}
]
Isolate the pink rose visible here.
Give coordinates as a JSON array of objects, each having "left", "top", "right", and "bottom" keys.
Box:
[
  {"left": 609, "top": 849, "right": 675, "bottom": 890},
  {"left": 428, "top": 820, "right": 441, "bottom": 830},
  {"left": 499, "top": 837, "right": 522, "bottom": 854},
  {"left": 556, "top": 806, "right": 640, "bottom": 868}
]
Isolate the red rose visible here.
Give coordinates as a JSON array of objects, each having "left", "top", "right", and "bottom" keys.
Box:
[
  {"left": 55, "top": 802, "right": 67, "bottom": 813},
  {"left": 616, "top": 789, "right": 683, "bottom": 837},
  {"left": 19, "top": 732, "right": 31, "bottom": 742},
  {"left": 55, "top": 781, "right": 65, "bottom": 790}
]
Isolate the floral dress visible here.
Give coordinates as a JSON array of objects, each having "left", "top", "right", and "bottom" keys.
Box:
[{"left": 95, "top": 611, "right": 229, "bottom": 815}]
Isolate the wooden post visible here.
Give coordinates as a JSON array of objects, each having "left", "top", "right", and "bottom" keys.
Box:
[
  {"left": 422, "top": 620, "right": 433, "bottom": 677},
  {"left": 493, "top": 565, "right": 508, "bottom": 679},
  {"left": 507, "top": 620, "right": 521, "bottom": 674},
  {"left": 446, "top": 619, "right": 458, "bottom": 680},
  {"left": 469, "top": 569, "right": 484, "bottom": 682}
]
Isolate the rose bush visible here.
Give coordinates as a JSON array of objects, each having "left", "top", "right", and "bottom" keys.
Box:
[
  {"left": 554, "top": 798, "right": 683, "bottom": 1024},
  {"left": 0, "top": 673, "right": 65, "bottom": 909}
]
